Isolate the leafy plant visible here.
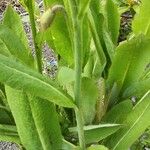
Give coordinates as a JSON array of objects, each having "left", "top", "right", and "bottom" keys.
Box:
[{"left": 0, "top": 0, "right": 150, "bottom": 149}]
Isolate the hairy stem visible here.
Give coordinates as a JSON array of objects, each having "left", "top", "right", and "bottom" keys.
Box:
[
  {"left": 28, "top": 2, "right": 42, "bottom": 73},
  {"left": 72, "top": 7, "right": 86, "bottom": 150}
]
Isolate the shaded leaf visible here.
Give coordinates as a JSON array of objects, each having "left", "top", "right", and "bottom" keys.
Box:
[{"left": 80, "top": 77, "right": 98, "bottom": 124}]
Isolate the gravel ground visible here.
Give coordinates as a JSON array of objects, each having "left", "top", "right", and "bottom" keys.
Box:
[{"left": 0, "top": 142, "right": 20, "bottom": 150}]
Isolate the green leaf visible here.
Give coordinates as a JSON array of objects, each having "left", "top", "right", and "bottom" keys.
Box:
[
  {"left": 90, "top": 3, "right": 115, "bottom": 62},
  {"left": 123, "top": 78, "right": 150, "bottom": 98},
  {"left": 87, "top": 145, "right": 108, "bottom": 150},
  {"left": 105, "top": 0, "right": 120, "bottom": 45},
  {"left": 133, "top": 0, "right": 150, "bottom": 35},
  {"left": 0, "top": 25, "right": 33, "bottom": 67},
  {"left": 0, "top": 134, "right": 20, "bottom": 144},
  {"left": 62, "top": 140, "right": 81, "bottom": 150},
  {"left": 57, "top": 67, "right": 75, "bottom": 85},
  {"left": 70, "top": 124, "right": 121, "bottom": 144},
  {"left": 80, "top": 77, "right": 98, "bottom": 124},
  {"left": 78, "top": 0, "right": 92, "bottom": 19},
  {"left": 88, "top": 10, "right": 106, "bottom": 72},
  {"left": 0, "top": 54, "right": 75, "bottom": 108},
  {"left": 29, "top": 96, "right": 62, "bottom": 149},
  {"left": 103, "top": 29, "right": 115, "bottom": 61},
  {"left": 0, "top": 108, "right": 13, "bottom": 124},
  {"left": 41, "top": 7, "right": 73, "bottom": 65},
  {"left": 51, "top": 12, "right": 73, "bottom": 65},
  {"left": 43, "top": 0, "right": 63, "bottom": 8},
  {"left": 0, "top": 39, "right": 11, "bottom": 56},
  {"left": 103, "top": 100, "right": 133, "bottom": 123},
  {"left": 82, "top": 16, "right": 91, "bottom": 68},
  {"left": 0, "top": 124, "right": 17, "bottom": 133},
  {"left": 107, "top": 35, "right": 150, "bottom": 96},
  {"left": 5, "top": 86, "right": 43, "bottom": 150},
  {"left": 108, "top": 91, "right": 150, "bottom": 150},
  {"left": 3, "top": 5, "right": 29, "bottom": 50}
]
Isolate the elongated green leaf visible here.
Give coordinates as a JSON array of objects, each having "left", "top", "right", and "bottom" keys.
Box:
[
  {"left": 70, "top": 124, "right": 121, "bottom": 144},
  {"left": 87, "top": 145, "right": 108, "bottom": 150},
  {"left": 123, "top": 78, "right": 150, "bottom": 98},
  {"left": 90, "top": 2, "right": 115, "bottom": 62},
  {"left": 0, "top": 25, "right": 33, "bottom": 67},
  {"left": 3, "top": 5, "right": 29, "bottom": 50},
  {"left": 107, "top": 35, "right": 150, "bottom": 96},
  {"left": 103, "top": 100, "right": 133, "bottom": 123},
  {"left": 5, "top": 86, "right": 43, "bottom": 150},
  {"left": 105, "top": 0, "right": 120, "bottom": 45},
  {"left": 81, "top": 77, "right": 98, "bottom": 124},
  {"left": 78, "top": 0, "right": 91, "bottom": 19},
  {"left": 0, "top": 134, "right": 20, "bottom": 144},
  {"left": 29, "top": 96, "right": 62, "bottom": 150},
  {"left": 51, "top": 13, "right": 73, "bottom": 65},
  {"left": 83, "top": 52, "right": 94, "bottom": 78},
  {"left": 0, "top": 124, "right": 17, "bottom": 133},
  {"left": 108, "top": 91, "right": 150, "bottom": 150},
  {"left": 62, "top": 140, "right": 81, "bottom": 150},
  {"left": 57, "top": 67, "right": 75, "bottom": 85},
  {"left": 82, "top": 15, "right": 91, "bottom": 68},
  {"left": 0, "top": 54, "right": 75, "bottom": 108},
  {"left": 133, "top": 0, "right": 150, "bottom": 35},
  {"left": 88, "top": 10, "right": 106, "bottom": 72},
  {"left": 103, "top": 29, "right": 115, "bottom": 60}
]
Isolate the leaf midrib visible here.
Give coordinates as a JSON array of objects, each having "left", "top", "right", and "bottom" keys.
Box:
[
  {"left": 0, "top": 62, "right": 74, "bottom": 106},
  {"left": 113, "top": 91, "right": 150, "bottom": 149}
]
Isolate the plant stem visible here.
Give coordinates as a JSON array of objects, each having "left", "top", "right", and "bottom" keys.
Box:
[
  {"left": 60, "top": 0, "right": 86, "bottom": 148},
  {"left": 75, "top": 108, "right": 85, "bottom": 149},
  {"left": 73, "top": 17, "right": 86, "bottom": 149},
  {"left": 28, "top": 2, "right": 42, "bottom": 73}
]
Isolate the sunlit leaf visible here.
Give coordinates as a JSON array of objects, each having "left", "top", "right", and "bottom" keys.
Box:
[{"left": 0, "top": 54, "right": 75, "bottom": 108}]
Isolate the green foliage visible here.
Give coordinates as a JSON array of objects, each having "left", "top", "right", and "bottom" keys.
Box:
[
  {"left": 107, "top": 35, "right": 150, "bottom": 98},
  {"left": 133, "top": 0, "right": 150, "bottom": 35},
  {"left": 0, "top": 25, "right": 34, "bottom": 67},
  {"left": 105, "top": 0, "right": 120, "bottom": 45},
  {"left": 87, "top": 145, "right": 108, "bottom": 150},
  {"left": 70, "top": 124, "right": 121, "bottom": 144},
  {"left": 107, "top": 91, "right": 150, "bottom": 150},
  {"left": 3, "top": 6, "right": 29, "bottom": 50},
  {"left": 80, "top": 77, "right": 98, "bottom": 124},
  {"left": 5, "top": 86, "right": 43, "bottom": 150},
  {"left": 0, "top": 0, "right": 150, "bottom": 149},
  {"left": 0, "top": 54, "right": 74, "bottom": 108}
]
